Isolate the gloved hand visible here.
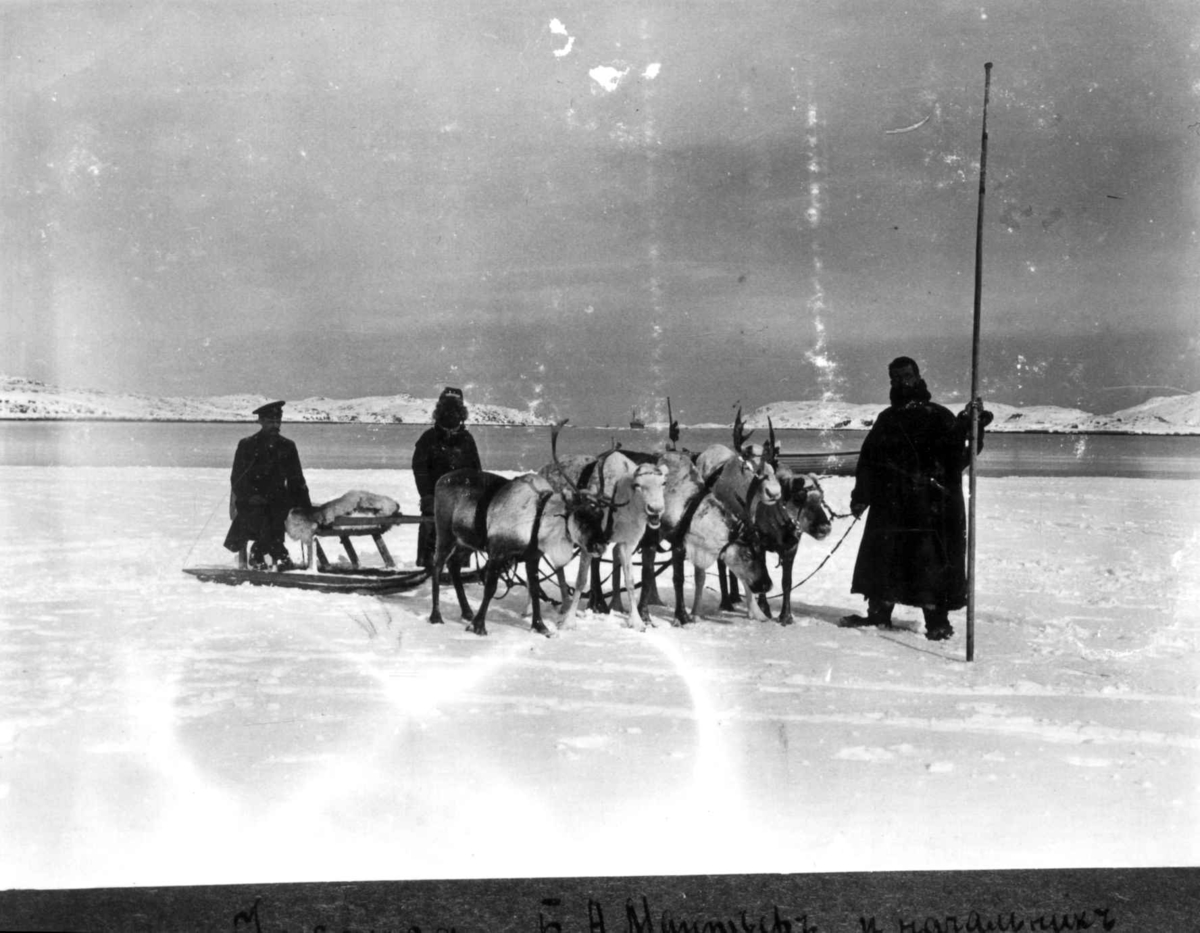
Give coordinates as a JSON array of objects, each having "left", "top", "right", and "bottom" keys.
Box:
[
  {"left": 957, "top": 397, "right": 994, "bottom": 428},
  {"left": 419, "top": 494, "right": 434, "bottom": 514},
  {"left": 851, "top": 501, "right": 867, "bottom": 519}
]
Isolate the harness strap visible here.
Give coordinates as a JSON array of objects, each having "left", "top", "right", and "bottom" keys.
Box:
[
  {"left": 744, "top": 473, "right": 764, "bottom": 518},
  {"left": 665, "top": 488, "right": 706, "bottom": 547},
  {"left": 530, "top": 489, "right": 553, "bottom": 548}
]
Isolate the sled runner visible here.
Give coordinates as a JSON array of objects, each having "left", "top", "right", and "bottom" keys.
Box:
[
  {"left": 182, "top": 561, "right": 432, "bottom": 595},
  {"left": 184, "top": 514, "right": 481, "bottom": 595}
]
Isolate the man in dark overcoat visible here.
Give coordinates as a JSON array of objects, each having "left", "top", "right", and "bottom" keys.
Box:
[
  {"left": 223, "top": 400, "right": 312, "bottom": 569},
  {"left": 841, "top": 357, "right": 992, "bottom": 640},
  {"left": 412, "top": 387, "right": 482, "bottom": 568}
]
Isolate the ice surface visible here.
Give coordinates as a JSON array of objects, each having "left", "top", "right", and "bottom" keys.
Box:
[{"left": 0, "top": 466, "right": 1197, "bottom": 888}]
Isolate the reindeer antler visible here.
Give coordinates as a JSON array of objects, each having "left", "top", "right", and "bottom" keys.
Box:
[
  {"left": 732, "top": 405, "right": 754, "bottom": 454},
  {"left": 551, "top": 419, "right": 583, "bottom": 495},
  {"left": 552, "top": 418, "right": 624, "bottom": 511},
  {"left": 767, "top": 416, "right": 779, "bottom": 469}
]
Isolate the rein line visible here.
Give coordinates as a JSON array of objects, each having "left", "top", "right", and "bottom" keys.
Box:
[{"left": 779, "top": 513, "right": 861, "bottom": 596}]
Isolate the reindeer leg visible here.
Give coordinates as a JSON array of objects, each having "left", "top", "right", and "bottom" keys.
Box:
[
  {"left": 449, "top": 547, "right": 475, "bottom": 622},
  {"left": 428, "top": 541, "right": 452, "bottom": 625},
  {"left": 610, "top": 554, "right": 626, "bottom": 614},
  {"left": 527, "top": 551, "right": 556, "bottom": 637},
  {"left": 746, "top": 576, "right": 771, "bottom": 622},
  {"left": 777, "top": 544, "right": 796, "bottom": 626},
  {"left": 468, "top": 560, "right": 502, "bottom": 636},
  {"left": 554, "top": 567, "right": 570, "bottom": 603},
  {"left": 640, "top": 529, "right": 664, "bottom": 607},
  {"left": 756, "top": 559, "right": 775, "bottom": 620},
  {"left": 559, "top": 554, "right": 591, "bottom": 630},
  {"left": 691, "top": 566, "right": 707, "bottom": 621},
  {"left": 587, "top": 557, "right": 609, "bottom": 613},
  {"left": 718, "top": 562, "right": 737, "bottom": 612},
  {"left": 728, "top": 566, "right": 743, "bottom": 604},
  {"left": 616, "top": 544, "right": 646, "bottom": 631},
  {"left": 631, "top": 544, "right": 654, "bottom": 627},
  {"left": 671, "top": 546, "right": 693, "bottom": 626}
]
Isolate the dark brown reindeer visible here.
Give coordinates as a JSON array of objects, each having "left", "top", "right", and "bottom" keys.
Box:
[{"left": 427, "top": 421, "right": 615, "bottom": 636}]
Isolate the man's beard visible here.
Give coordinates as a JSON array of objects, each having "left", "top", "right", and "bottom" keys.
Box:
[{"left": 891, "top": 378, "right": 932, "bottom": 407}]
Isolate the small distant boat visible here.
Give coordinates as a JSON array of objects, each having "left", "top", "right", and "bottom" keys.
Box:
[{"left": 629, "top": 408, "right": 645, "bottom": 429}]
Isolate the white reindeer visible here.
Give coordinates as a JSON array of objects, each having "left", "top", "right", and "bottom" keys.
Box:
[{"left": 540, "top": 448, "right": 668, "bottom": 631}]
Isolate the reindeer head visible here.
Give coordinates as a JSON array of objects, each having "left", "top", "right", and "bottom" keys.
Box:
[
  {"left": 552, "top": 418, "right": 623, "bottom": 551},
  {"left": 629, "top": 462, "right": 669, "bottom": 530},
  {"left": 731, "top": 454, "right": 782, "bottom": 511},
  {"left": 719, "top": 506, "right": 772, "bottom": 595},
  {"left": 565, "top": 495, "right": 613, "bottom": 556},
  {"left": 782, "top": 471, "right": 833, "bottom": 541}
]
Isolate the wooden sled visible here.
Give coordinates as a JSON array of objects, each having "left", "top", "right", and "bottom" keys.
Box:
[{"left": 184, "top": 513, "right": 486, "bottom": 595}]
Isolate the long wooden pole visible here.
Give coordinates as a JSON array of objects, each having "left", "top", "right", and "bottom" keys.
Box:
[{"left": 967, "top": 62, "right": 993, "bottom": 663}]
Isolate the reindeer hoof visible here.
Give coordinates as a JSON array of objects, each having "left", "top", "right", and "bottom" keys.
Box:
[
  {"left": 429, "top": 611, "right": 444, "bottom": 625},
  {"left": 532, "top": 621, "right": 557, "bottom": 638},
  {"left": 778, "top": 613, "right": 794, "bottom": 627},
  {"left": 673, "top": 611, "right": 693, "bottom": 627},
  {"left": 469, "top": 622, "right": 488, "bottom": 636}
]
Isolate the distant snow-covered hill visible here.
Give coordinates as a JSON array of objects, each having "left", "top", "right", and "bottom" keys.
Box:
[
  {"left": 0, "top": 377, "right": 548, "bottom": 426},
  {"left": 2, "top": 375, "right": 1197, "bottom": 433},
  {"left": 751, "top": 392, "right": 1200, "bottom": 434}
]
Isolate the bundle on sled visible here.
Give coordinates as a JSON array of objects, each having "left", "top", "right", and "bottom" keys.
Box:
[
  {"left": 184, "top": 490, "right": 433, "bottom": 595},
  {"left": 285, "top": 489, "right": 402, "bottom": 570}
]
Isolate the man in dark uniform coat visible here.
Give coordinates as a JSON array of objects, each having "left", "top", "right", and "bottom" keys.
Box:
[
  {"left": 223, "top": 400, "right": 312, "bottom": 570},
  {"left": 841, "top": 357, "right": 993, "bottom": 640},
  {"left": 412, "top": 387, "right": 482, "bottom": 568}
]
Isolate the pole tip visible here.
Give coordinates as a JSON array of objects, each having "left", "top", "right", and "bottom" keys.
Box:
[{"left": 984, "top": 61, "right": 993, "bottom": 70}]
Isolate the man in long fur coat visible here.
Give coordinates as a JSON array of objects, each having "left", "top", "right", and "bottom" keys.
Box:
[
  {"left": 223, "top": 400, "right": 312, "bottom": 569},
  {"left": 841, "top": 357, "right": 992, "bottom": 641}
]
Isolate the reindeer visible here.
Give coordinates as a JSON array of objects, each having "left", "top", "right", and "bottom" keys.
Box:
[
  {"left": 428, "top": 422, "right": 615, "bottom": 637},
  {"left": 538, "top": 446, "right": 668, "bottom": 631},
  {"left": 655, "top": 450, "right": 773, "bottom": 624},
  {"left": 702, "top": 412, "right": 835, "bottom": 625},
  {"left": 692, "top": 408, "right": 787, "bottom": 621},
  {"left": 545, "top": 446, "right": 773, "bottom": 626}
]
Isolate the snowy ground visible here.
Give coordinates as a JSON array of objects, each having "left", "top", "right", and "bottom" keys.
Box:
[{"left": 1, "top": 466, "right": 1197, "bottom": 891}]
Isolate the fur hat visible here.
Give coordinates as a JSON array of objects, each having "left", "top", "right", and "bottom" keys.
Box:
[
  {"left": 887, "top": 357, "right": 921, "bottom": 376},
  {"left": 433, "top": 386, "right": 468, "bottom": 425}
]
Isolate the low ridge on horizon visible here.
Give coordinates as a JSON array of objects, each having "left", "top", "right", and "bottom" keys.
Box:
[{"left": 1, "top": 375, "right": 1198, "bottom": 434}]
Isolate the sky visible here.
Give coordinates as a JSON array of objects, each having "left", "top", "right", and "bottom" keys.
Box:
[{"left": 2, "top": 0, "right": 1198, "bottom": 425}]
